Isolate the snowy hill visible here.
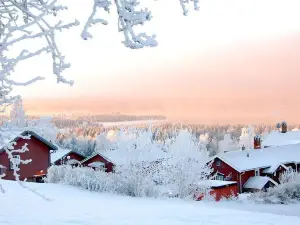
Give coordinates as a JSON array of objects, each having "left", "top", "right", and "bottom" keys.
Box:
[{"left": 1, "top": 181, "right": 300, "bottom": 225}]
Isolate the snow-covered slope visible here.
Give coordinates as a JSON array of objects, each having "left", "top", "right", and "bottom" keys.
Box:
[{"left": 1, "top": 181, "right": 300, "bottom": 225}]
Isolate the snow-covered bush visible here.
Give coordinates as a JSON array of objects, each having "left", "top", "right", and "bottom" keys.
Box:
[
  {"left": 46, "top": 129, "right": 212, "bottom": 199},
  {"left": 46, "top": 165, "right": 117, "bottom": 193},
  {"left": 249, "top": 171, "right": 300, "bottom": 204}
]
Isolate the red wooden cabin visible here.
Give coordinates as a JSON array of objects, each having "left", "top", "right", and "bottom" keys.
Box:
[
  {"left": 51, "top": 149, "right": 85, "bottom": 166},
  {"left": 0, "top": 130, "right": 58, "bottom": 182},
  {"left": 81, "top": 153, "right": 115, "bottom": 172},
  {"left": 196, "top": 180, "right": 238, "bottom": 201},
  {"left": 209, "top": 143, "right": 300, "bottom": 193}
]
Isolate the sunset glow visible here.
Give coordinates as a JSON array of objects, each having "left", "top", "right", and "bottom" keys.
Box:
[{"left": 12, "top": 0, "right": 300, "bottom": 124}]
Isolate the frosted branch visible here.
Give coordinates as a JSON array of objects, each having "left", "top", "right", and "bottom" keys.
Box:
[
  {"left": 0, "top": 0, "right": 78, "bottom": 109},
  {"left": 179, "top": 0, "right": 200, "bottom": 16},
  {"left": 1, "top": 134, "right": 50, "bottom": 200}
]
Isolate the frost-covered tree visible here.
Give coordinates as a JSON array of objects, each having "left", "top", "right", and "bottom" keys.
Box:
[
  {"left": 47, "top": 128, "right": 212, "bottom": 199},
  {"left": 162, "top": 130, "right": 212, "bottom": 198},
  {"left": 9, "top": 97, "right": 26, "bottom": 128},
  {"left": 29, "top": 116, "right": 58, "bottom": 143},
  {"left": 218, "top": 134, "right": 239, "bottom": 153},
  {"left": 95, "top": 132, "right": 113, "bottom": 151},
  {"left": 239, "top": 126, "right": 255, "bottom": 149}
]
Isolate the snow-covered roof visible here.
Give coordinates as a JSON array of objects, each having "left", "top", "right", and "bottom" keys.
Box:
[
  {"left": 50, "top": 148, "right": 85, "bottom": 164},
  {"left": 0, "top": 128, "right": 58, "bottom": 152},
  {"left": 81, "top": 153, "right": 113, "bottom": 164},
  {"left": 100, "top": 148, "right": 168, "bottom": 165},
  {"left": 243, "top": 176, "right": 278, "bottom": 190},
  {"left": 214, "top": 143, "right": 300, "bottom": 172},
  {"left": 66, "top": 159, "right": 80, "bottom": 165},
  {"left": 263, "top": 130, "right": 300, "bottom": 147},
  {"left": 88, "top": 162, "right": 105, "bottom": 168},
  {"left": 263, "top": 164, "right": 288, "bottom": 174},
  {"left": 197, "top": 180, "right": 237, "bottom": 188},
  {"left": 50, "top": 149, "right": 72, "bottom": 163}
]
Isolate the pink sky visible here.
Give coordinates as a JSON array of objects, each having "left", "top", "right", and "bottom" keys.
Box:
[
  {"left": 23, "top": 32, "right": 300, "bottom": 124},
  {"left": 8, "top": 0, "right": 299, "bottom": 124}
]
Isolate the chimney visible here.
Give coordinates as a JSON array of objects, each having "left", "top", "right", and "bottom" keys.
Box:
[
  {"left": 281, "top": 121, "right": 287, "bottom": 133},
  {"left": 254, "top": 135, "right": 261, "bottom": 149}
]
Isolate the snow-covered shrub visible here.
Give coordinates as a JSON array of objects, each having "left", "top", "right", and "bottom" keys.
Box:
[
  {"left": 249, "top": 171, "right": 300, "bottom": 204},
  {"left": 46, "top": 165, "right": 118, "bottom": 193},
  {"left": 46, "top": 129, "right": 212, "bottom": 199}
]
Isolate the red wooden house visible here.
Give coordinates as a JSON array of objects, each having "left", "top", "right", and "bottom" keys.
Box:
[
  {"left": 51, "top": 149, "right": 85, "bottom": 166},
  {"left": 196, "top": 180, "right": 238, "bottom": 201},
  {"left": 81, "top": 153, "right": 115, "bottom": 172},
  {"left": 209, "top": 143, "right": 300, "bottom": 193},
  {"left": 0, "top": 130, "right": 58, "bottom": 182}
]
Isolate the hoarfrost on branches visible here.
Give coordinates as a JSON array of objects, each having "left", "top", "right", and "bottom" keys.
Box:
[
  {"left": 47, "top": 129, "right": 212, "bottom": 199},
  {"left": 0, "top": 0, "right": 78, "bottom": 110},
  {"left": 249, "top": 170, "right": 300, "bottom": 204},
  {"left": 9, "top": 96, "right": 26, "bottom": 128},
  {"left": 81, "top": 0, "right": 200, "bottom": 49}
]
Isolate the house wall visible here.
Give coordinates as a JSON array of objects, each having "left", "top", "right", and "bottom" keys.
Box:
[
  {"left": 212, "top": 184, "right": 239, "bottom": 201},
  {"left": 211, "top": 158, "right": 239, "bottom": 181},
  {"left": 82, "top": 155, "right": 114, "bottom": 173},
  {"left": 211, "top": 158, "right": 270, "bottom": 193},
  {"left": 265, "top": 166, "right": 286, "bottom": 183},
  {"left": 54, "top": 152, "right": 84, "bottom": 166},
  {"left": 0, "top": 137, "right": 50, "bottom": 180},
  {"left": 239, "top": 170, "right": 254, "bottom": 192},
  {"left": 211, "top": 158, "right": 247, "bottom": 193},
  {"left": 196, "top": 184, "right": 238, "bottom": 201}
]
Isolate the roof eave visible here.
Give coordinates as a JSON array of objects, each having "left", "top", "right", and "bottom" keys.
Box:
[
  {"left": 51, "top": 150, "right": 86, "bottom": 164},
  {"left": 21, "top": 130, "right": 58, "bottom": 150}
]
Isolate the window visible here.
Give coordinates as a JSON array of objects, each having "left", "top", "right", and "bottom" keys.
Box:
[
  {"left": 214, "top": 173, "right": 225, "bottom": 181},
  {"left": 255, "top": 169, "right": 260, "bottom": 176},
  {"left": 215, "top": 174, "right": 224, "bottom": 180},
  {"left": 216, "top": 159, "right": 221, "bottom": 167},
  {"left": 9, "top": 155, "right": 20, "bottom": 170}
]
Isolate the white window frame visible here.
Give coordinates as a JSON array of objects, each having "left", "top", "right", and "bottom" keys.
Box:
[
  {"left": 255, "top": 168, "right": 260, "bottom": 176},
  {"left": 214, "top": 173, "right": 225, "bottom": 181}
]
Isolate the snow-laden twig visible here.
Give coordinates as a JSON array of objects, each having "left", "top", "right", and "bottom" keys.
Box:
[
  {"left": 82, "top": 0, "right": 200, "bottom": 49},
  {"left": 0, "top": 0, "right": 78, "bottom": 109},
  {"left": 179, "top": 0, "right": 200, "bottom": 16}
]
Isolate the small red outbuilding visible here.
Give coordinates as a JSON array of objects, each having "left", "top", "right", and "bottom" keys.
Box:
[
  {"left": 81, "top": 153, "right": 115, "bottom": 172},
  {"left": 196, "top": 180, "right": 238, "bottom": 201},
  {"left": 51, "top": 149, "right": 85, "bottom": 166}
]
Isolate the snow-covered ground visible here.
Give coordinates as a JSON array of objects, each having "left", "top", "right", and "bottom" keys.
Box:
[{"left": 1, "top": 181, "right": 300, "bottom": 225}]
